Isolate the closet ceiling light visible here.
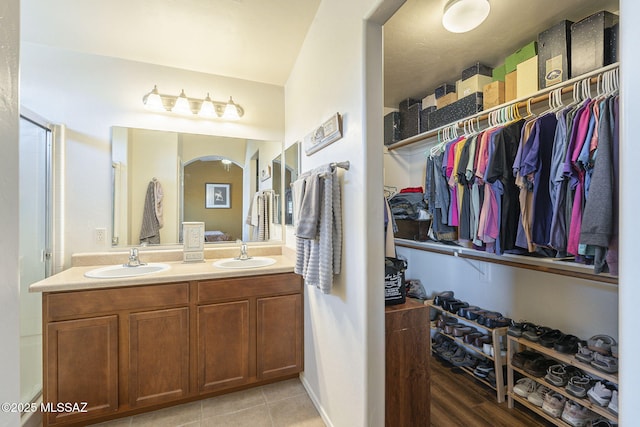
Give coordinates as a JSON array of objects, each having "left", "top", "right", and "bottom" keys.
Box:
[
  {"left": 442, "top": 0, "right": 490, "bottom": 33},
  {"left": 142, "top": 86, "right": 245, "bottom": 119}
]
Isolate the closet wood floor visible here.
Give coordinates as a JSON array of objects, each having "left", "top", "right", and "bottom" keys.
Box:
[{"left": 430, "top": 356, "right": 552, "bottom": 426}]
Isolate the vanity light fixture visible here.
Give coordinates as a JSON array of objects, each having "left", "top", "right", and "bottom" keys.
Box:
[
  {"left": 142, "top": 86, "right": 245, "bottom": 119},
  {"left": 442, "top": 0, "right": 490, "bottom": 33}
]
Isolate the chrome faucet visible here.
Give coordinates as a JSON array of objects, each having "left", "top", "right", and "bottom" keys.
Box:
[
  {"left": 125, "top": 248, "right": 146, "bottom": 267},
  {"left": 235, "top": 241, "right": 251, "bottom": 261}
]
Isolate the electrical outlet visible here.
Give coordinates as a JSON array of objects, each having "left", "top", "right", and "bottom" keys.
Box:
[{"left": 95, "top": 228, "right": 106, "bottom": 244}]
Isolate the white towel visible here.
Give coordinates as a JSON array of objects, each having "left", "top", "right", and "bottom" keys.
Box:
[{"left": 294, "top": 164, "right": 342, "bottom": 294}]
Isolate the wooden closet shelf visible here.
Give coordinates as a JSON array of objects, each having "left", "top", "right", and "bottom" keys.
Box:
[
  {"left": 386, "top": 62, "right": 620, "bottom": 152},
  {"left": 396, "top": 239, "right": 618, "bottom": 285}
]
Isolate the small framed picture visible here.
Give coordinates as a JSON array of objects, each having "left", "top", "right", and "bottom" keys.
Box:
[
  {"left": 261, "top": 165, "right": 272, "bottom": 181},
  {"left": 205, "top": 183, "right": 230, "bottom": 209}
]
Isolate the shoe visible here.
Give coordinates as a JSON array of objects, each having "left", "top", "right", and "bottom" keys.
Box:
[
  {"left": 608, "top": 390, "right": 618, "bottom": 415},
  {"left": 588, "top": 381, "right": 613, "bottom": 407},
  {"left": 542, "top": 392, "right": 566, "bottom": 418},
  {"left": 511, "top": 350, "right": 543, "bottom": 369},
  {"left": 587, "top": 334, "right": 616, "bottom": 355},
  {"left": 473, "top": 361, "right": 494, "bottom": 378},
  {"left": 561, "top": 400, "right": 596, "bottom": 427},
  {"left": 523, "top": 325, "right": 551, "bottom": 342},
  {"left": 554, "top": 334, "right": 581, "bottom": 354},
  {"left": 591, "top": 420, "right": 616, "bottom": 427},
  {"left": 566, "top": 375, "right": 592, "bottom": 399},
  {"left": 524, "top": 357, "right": 556, "bottom": 378},
  {"left": 545, "top": 364, "right": 569, "bottom": 387},
  {"left": 513, "top": 377, "right": 537, "bottom": 398},
  {"left": 539, "top": 329, "right": 564, "bottom": 348},
  {"left": 575, "top": 341, "right": 594, "bottom": 363},
  {"left": 527, "top": 384, "right": 551, "bottom": 407},
  {"left": 591, "top": 352, "right": 618, "bottom": 373}
]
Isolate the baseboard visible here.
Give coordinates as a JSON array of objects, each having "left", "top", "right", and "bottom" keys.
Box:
[{"left": 299, "top": 373, "right": 334, "bottom": 427}]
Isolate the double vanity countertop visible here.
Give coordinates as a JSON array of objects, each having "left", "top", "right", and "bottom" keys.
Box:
[{"left": 30, "top": 245, "right": 296, "bottom": 293}]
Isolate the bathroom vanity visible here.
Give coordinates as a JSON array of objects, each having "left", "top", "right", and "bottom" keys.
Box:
[{"left": 31, "top": 251, "right": 303, "bottom": 427}]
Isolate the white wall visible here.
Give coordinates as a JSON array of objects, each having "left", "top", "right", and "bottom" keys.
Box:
[
  {"left": 618, "top": 1, "right": 638, "bottom": 424},
  {"left": 284, "top": 0, "right": 403, "bottom": 425},
  {"left": 20, "top": 42, "right": 285, "bottom": 266},
  {"left": 0, "top": 0, "right": 21, "bottom": 425}
]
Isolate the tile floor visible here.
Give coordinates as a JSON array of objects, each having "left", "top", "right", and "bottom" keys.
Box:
[{"left": 90, "top": 379, "right": 325, "bottom": 427}]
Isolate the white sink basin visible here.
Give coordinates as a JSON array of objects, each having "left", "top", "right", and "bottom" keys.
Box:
[
  {"left": 213, "top": 257, "right": 276, "bottom": 269},
  {"left": 84, "top": 263, "right": 170, "bottom": 279}
]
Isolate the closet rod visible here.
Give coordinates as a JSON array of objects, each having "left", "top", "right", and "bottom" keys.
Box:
[{"left": 387, "top": 62, "right": 619, "bottom": 151}]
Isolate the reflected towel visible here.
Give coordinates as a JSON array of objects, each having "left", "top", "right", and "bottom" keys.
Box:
[{"left": 140, "top": 181, "right": 160, "bottom": 244}]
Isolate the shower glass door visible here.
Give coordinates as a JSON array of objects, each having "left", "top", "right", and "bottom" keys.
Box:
[{"left": 19, "top": 115, "right": 52, "bottom": 404}]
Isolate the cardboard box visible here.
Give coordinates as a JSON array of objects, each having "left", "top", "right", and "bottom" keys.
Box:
[
  {"left": 505, "top": 71, "right": 517, "bottom": 102},
  {"left": 435, "top": 83, "right": 456, "bottom": 99},
  {"left": 428, "top": 93, "right": 483, "bottom": 131},
  {"left": 436, "top": 92, "right": 458, "bottom": 109},
  {"left": 421, "top": 94, "right": 436, "bottom": 109},
  {"left": 505, "top": 41, "right": 538, "bottom": 73},
  {"left": 492, "top": 64, "right": 506, "bottom": 82},
  {"left": 483, "top": 81, "right": 505, "bottom": 110},
  {"left": 384, "top": 111, "right": 401, "bottom": 146},
  {"left": 517, "top": 56, "right": 539, "bottom": 98},
  {"left": 571, "top": 11, "right": 619, "bottom": 77},
  {"left": 458, "top": 74, "right": 493, "bottom": 99},
  {"left": 538, "top": 20, "right": 573, "bottom": 89},
  {"left": 462, "top": 62, "right": 493, "bottom": 80}
]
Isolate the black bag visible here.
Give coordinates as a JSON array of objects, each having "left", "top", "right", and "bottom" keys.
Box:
[{"left": 385, "top": 257, "right": 407, "bottom": 306}]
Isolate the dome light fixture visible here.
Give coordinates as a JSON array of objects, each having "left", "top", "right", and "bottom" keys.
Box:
[{"left": 442, "top": 0, "right": 490, "bottom": 33}]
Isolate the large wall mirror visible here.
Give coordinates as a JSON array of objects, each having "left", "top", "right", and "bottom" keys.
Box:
[
  {"left": 272, "top": 143, "right": 300, "bottom": 226},
  {"left": 111, "top": 127, "right": 284, "bottom": 247}
]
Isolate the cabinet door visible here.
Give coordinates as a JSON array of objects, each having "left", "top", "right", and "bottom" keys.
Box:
[
  {"left": 197, "top": 301, "right": 250, "bottom": 393},
  {"left": 256, "top": 294, "right": 303, "bottom": 379},
  {"left": 45, "top": 315, "right": 118, "bottom": 426},
  {"left": 129, "top": 307, "right": 189, "bottom": 407}
]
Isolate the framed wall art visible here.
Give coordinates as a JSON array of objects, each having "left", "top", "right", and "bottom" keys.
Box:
[{"left": 205, "top": 183, "right": 230, "bottom": 208}]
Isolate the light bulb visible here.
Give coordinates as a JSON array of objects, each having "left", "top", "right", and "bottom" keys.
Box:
[{"left": 172, "top": 90, "right": 193, "bottom": 115}]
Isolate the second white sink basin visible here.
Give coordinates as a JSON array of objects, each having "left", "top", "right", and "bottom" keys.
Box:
[
  {"left": 84, "top": 263, "right": 170, "bottom": 279},
  {"left": 213, "top": 257, "right": 276, "bottom": 269}
]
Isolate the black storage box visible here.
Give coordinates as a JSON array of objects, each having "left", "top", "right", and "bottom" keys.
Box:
[
  {"left": 434, "top": 83, "right": 456, "bottom": 99},
  {"left": 462, "top": 62, "right": 493, "bottom": 80},
  {"left": 385, "top": 257, "right": 407, "bottom": 306},
  {"left": 538, "top": 20, "right": 573, "bottom": 89},
  {"left": 384, "top": 111, "right": 401, "bottom": 146},
  {"left": 399, "top": 97, "right": 421, "bottom": 112},
  {"left": 395, "top": 219, "right": 431, "bottom": 241},
  {"left": 400, "top": 102, "right": 421, "bottom": 140},
  {"left": 571, "top": 11, "right": 619, "bottom": 77},
  {"left": 610, "top": 23, "right": 619, "bottom": 63},
  {"left": 419, "top": 106, "right": 436, "bottom": 134},
  {"left": 428, "top": 92, "right": 483, "bottom": 131}
]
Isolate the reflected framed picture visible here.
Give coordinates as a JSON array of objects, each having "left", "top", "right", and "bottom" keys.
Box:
[{"left": 205, "top": 183, "right": 230, "bottom": 209}]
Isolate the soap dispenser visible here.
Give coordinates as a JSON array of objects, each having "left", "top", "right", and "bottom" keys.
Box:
[{"left": 182, "top": 221, "right": 205, "bottom": 262}]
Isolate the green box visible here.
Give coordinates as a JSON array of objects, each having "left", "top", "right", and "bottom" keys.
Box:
[
  {"left": 492, "top": 64, "right": 506, "bottom": 82},
  {"left": 505, "top": 41, "right": 538, "bottom": 73}
]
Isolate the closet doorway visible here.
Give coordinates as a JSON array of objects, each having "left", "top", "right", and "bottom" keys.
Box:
[{"left": 19, "top": 113, "right": 53, "bottom": 405}]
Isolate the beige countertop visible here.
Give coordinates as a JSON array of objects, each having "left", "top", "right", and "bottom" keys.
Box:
[{"left": 30, "top": 246, "right": 297, "bottom": 293}]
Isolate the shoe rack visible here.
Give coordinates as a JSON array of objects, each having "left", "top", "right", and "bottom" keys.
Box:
[
  {"left": 507, "top": 335, "right": 618, "bottom": 426},
  {"left": 427, "top": 300, "right": 508, "bottom": 403}
]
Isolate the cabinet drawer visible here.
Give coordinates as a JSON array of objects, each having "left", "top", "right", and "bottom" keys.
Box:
[
  {"left": 197, "top": 273, "right": 302, "bottom": 304},
  {"left": 46, "top": 283, "right": 189, "bottom": 321}
]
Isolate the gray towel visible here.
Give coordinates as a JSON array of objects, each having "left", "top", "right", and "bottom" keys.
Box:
[
  {"left": 139, "top": 181, "right": 160, "bottom": 244},
  {"left": 294, "top": 164, "right": 342, "bottom": 294}
]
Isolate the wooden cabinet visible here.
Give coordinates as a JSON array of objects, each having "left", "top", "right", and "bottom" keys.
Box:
[
  {"left": 197, "top": 301, "right": 250, "bottom": 392},
  {"left": 385, "top": 298, "right": 430, "bottom": 427},
  {"left": 44, "top": 315, "right": 119, "bottom": 426},
  {"left": 257, "top": 294, "right": 303, "bottom": 380},
  {"left": 42, "top": 273, "right": 303, "bottom": 426},
  {"left": 129, "top": 307, "right": 190, "bottom": 407}
]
